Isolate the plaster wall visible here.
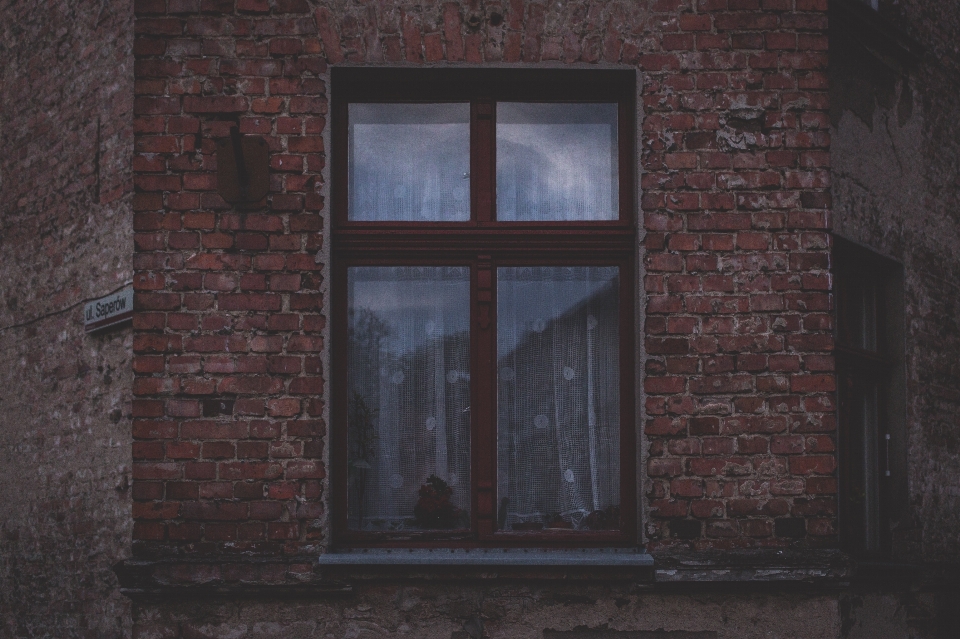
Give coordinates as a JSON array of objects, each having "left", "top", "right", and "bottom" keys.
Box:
[
  {"left": 830, "top": 0, "right": 960, "bottom": 563},
  {"left": 133, "top": 587, "right": 839, "bottom": 639},
  {"left": 0, "top": 0, "right": 134, "bottom": 636}
]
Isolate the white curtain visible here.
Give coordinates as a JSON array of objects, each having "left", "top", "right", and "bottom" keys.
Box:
[
  {"left": 347, "top": 267, "right": 471, "bottom": 530},
  {"left": 496, "top": 102, "right": 618, "bottom": 222},
  {"left": 349, "top": 103, "right": 470, "bottom": 222},
  {"left": 496, "top": 266, "right": 620, "bottom": 531}
]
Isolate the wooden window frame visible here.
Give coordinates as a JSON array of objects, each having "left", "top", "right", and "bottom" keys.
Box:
[
  {"left": 330, "top": 68, "right": 637, "bottom": 547},
  {"left": 833, "top": 237, "right": 904, "bottom": 558}
]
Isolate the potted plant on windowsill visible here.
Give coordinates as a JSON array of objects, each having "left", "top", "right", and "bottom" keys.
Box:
[{"left": 413, "top": 475, "right": 461, "bottom": 529}]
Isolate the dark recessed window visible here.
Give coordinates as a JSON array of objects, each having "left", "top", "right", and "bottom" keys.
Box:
[
  {"left": 834, "top": 237, "right": 904, "bottom": 557},
  {"left": 331, "top": 69, "right": 637, "bottom": 546}
]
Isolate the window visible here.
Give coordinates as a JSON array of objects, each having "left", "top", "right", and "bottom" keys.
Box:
[
  {"left": 331, "top": 69, "right": 636, "bottom": 546},
  {"left": 833, "top": 237, "right": 904, "bottom": 557}
]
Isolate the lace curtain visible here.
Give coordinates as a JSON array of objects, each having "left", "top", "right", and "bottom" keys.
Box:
[
  {"left": 347, "top": 267, "right": 471, "bottom": 530},
  {"left": 349, "top": 103, "right": 470, "bottom": 222},
  {"left": 497, "top": 266, "right": 621, "bottom": 531},
  {"left": 497, "top": 102, "right": 618, "bottom": 222}
]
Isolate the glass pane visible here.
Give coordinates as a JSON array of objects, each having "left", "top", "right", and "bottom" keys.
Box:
[
  {"left": 349, "top": 103, "right": 470, "bottom": 221},
  {"left": 840, "top": 373, "right": 882, "bottom": 554},
  {"left": 347, "top": 266, "right": 471, "bottom": 530},
  {"left": 861, "top": 381, "right": 881, "bottom": 552},
  {"left": 838, "top": 272, "right": 878, "bottom": 352},
  {"left": 497, "top": 103, "right": 618, "bottom": 221},
  {"left": 497, "top": 266, "right": 620, "bottom": 531}
]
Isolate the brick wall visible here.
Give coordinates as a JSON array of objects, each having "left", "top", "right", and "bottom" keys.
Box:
[
  {"left": 130, "top": 0, "right": 833, "bottom": 556},
  {"left": 132, "top": 0, "right": 328, "bottom": 554},
  {"left": 635, "top": 0, "right": 834, "bottom": 548}
]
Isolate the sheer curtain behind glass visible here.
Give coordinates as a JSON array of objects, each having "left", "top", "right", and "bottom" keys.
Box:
[
  {"left": 497, "top": 103, "right": 618, "bottom": 222},
  {"left": 347, "top": 267, "right": 471, "bottom": 530},
  {"left": 497, "top": 267, "right": 620, "bottom": 531},
  {"left": 349, "top": 103, "right": 470, "bottom": 222}
]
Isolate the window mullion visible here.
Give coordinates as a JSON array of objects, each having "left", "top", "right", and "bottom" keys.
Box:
[
  {"left": 471, "top": 95, "right": 497, "bottom": 539},
  {"left": 472, "top": 98, "right": 494, "bottom": 225},
  {"left": 473, "top": 257, "right": 497, "bottom": 538}
]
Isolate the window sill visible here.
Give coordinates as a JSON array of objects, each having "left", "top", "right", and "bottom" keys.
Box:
[
  {"left": 317, "top": 547, "right": 654, "bottom": 568},
  {"left": 115, "top": 549, "right": 868, "bottom": 599}
]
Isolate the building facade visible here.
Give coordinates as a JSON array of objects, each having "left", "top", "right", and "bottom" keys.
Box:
[{"left": 1, "top": 0, "right": 958, "bottom": 637}]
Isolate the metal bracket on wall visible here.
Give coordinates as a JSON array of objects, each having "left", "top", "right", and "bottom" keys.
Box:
[{"left": 216, "top": 128, "right": 269, "bottom": 208}]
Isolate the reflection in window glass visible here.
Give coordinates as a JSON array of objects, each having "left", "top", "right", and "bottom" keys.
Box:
[
  {"left": 839, "top": 374, "right": 882, "bottom": 554},
  {"left": 349, "top": 104, "right": 470, "bottom": 221},
  {"left": 497, "top": 103, "right": 618, "bottom": 221},
  {"left": 838, "top": 275, "right": 878, "bottom": 352},
  {"left": 347, "top": 267, "right": 471, "bottom": 530},
  {"left": 497, "top": 266, "right": 620, "bottom": 531}
]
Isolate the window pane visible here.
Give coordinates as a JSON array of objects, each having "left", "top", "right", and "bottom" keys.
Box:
[
  {"left": 838, "top": 274, "right": 878, "bottom": 352},
  {"left": 347, "top": 267, "right": 471, "bottom": 530},
  {"left": 497, "top": 266, "right": 620, "bottom": 531},
  {"left": 497, "top": 103, "right": 619, "bottom": 221},
  {"left": 839, "top": 373, "right": 882, "bottom": 554},
  {"left": 349, "top": 104, "right": 470, "bottom": 221}
]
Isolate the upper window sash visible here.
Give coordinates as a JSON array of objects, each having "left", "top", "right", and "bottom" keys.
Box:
[{"left": 331, "top": 68, "right": 636, "bottom": 230}]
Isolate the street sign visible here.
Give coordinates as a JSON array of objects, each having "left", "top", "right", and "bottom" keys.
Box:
[{"left": 84, "top": 285, "right": 133, "bottom": 333}]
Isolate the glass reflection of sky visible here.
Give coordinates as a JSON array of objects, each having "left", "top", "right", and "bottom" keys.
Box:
[
  {"left": 348, "top": 267, "right": 471, "bottom": 354},
  {"left": 497, "top": 267, "right": 619, "bottom": 355},
  {"left": 497, "top": 103, "right": 618, "bottom": 222}
]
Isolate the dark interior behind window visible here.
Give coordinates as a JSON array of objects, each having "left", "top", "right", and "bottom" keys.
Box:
[{"left": 833, "top": 236, "right": 905, "bottom": 558}]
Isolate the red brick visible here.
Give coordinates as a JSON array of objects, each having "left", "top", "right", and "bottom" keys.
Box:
[
  {"left": 268, "top": 522, "right": 300, "bottom": 540},
  {"left": 182, "top": 96, "right": 248, "bottom": 113},
  {"left": 133, "top": 463, "right": 180, "bottom": 480},
  {"left": 181, "top": 501, "right": 248, "bottom": 521},
  {"left": 651, "top": 499, "right": 690, "bottom": 518},
  {"left": 740, "top": 519, "right": 772, "bottom": 537},
  {"left": 286, "top": 461, "right": 325, "bottom": 479},
  {"left": 133, "top": 522, "right": 166, "bottom": 541},
  {"left": 789, "top": 455, "right": 836, "bottom": 475}
]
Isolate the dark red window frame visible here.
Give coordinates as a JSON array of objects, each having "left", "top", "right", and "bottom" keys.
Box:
[{"left": 330, "top": 68, "right": 637, "bottom": 547}]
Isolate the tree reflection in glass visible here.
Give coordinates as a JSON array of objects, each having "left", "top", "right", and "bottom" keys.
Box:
[{"left": 347, "top": 267, "right": 471, "bottom": 530}]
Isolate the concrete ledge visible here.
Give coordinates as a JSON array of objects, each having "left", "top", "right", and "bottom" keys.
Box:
[
  {"left": 544, "top": 632, "right": 716, "bottom": 639},
  {"left": 115, "top": 557, "right": 354, "bottom": 599},
  {"left": 651, "top": 549, "right": 851, "bottom": 584},
  {"left": 117, "top": 549, "right": 903, "bottom": 598}
]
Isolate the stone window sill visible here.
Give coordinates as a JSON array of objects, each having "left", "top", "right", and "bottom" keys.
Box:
[{"left": 317, "top": 547, "right": 654, "bottom": 568}]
